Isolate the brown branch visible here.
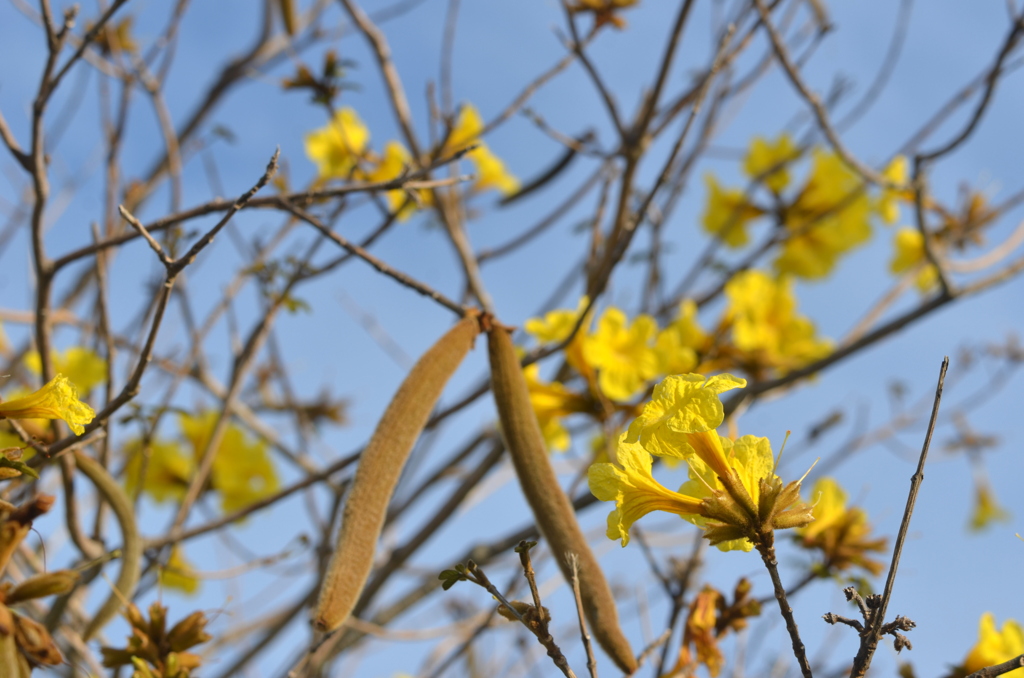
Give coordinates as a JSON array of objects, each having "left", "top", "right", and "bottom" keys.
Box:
[{"left": 849, "top": 357, "right": 947, "bottom": 678}]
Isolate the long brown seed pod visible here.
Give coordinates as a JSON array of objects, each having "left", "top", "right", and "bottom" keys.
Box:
[
  {"left": 487, "top": 324, "right": 637, "bottom": 674},
  {"left": 315, "top": 315, "right": 480, "bottom": 633}
]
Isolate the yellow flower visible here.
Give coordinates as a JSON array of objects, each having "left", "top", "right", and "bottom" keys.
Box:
[
  {"left": 524, "top": 364, "right": 589, "bottom": 453},
  {"left": 594, "top": 373, "right": 812, "bottom": 551},
  {"left": 446, "top": 103, "right": 518, "bottom": 195},
  {"left": 447, "top": 103, "right": 484, "bottom": 151},
  {"left": 362, "top": 140, "right": 420, "bottom": 220},
  {"left": 678, "top": 435, "right": 776, "bottom": 552},
  {"left": 581, "top": 308, "right": 660, "bottom": 402},
  {"left": 179, "top": 412, "right": 279, "bottom": 513},
  {"left": 467, "top": 143, "right": 519, "bottom": 195},
  {"left": 588, "top": 435, "right": 704, "bottom": 546},
  {"left": 624, "top": 373, "right": 746, "bottom": 465},
  {"left": 963, "top": 614, "right": 1024, "bottom": 677},
  {"left": 795, "top": 477, "right": 887, "bottom": 575},
  {"left": 889, "top": 227, "right": 939, "bottom": 292},
  {"left": 304, "top": 107, "right": 371, "bottom": 179},
  {"left": 744, "top": 134, "right": 799, "bottom": 193},
  {"left": 24, "top": 347, "right": 107, "bottom": 393},
  {"left": 0, "top": 374, "right": 95, "bottom": 435},
  {"left": 655, "top": 300, "right": 706, "bottom": 375},
  {"left": 124, "top": 439, "right": 192, "bottom": 503},
  {"left": 702, "top": 174, "right": 765, "bottom": 248},
  {"left": 724, "top": 270, "right": 832, "bottom": 375},
  {"left": 776, "top": 150, "right": 873, "bottom": 279},
  {"left": 876, "top": 155, "right": 909, "bottom": 224},
  {"left": 158, "top": 546, "right": 201, "bottom": 595},
  {"left": 655, "top": 327, "right": 698, "bottom": 376},
  {"left": 796, "top": 476, "right": 847, "bottom": 542},
  {"left": 523, "top": 297, "right": 592, "bottom": 378},
  {"left": 524, "top": 298, "right": 590, "bottom": 344},
  {"left": 969, "top": 482, "right": 1011, "bottom": 532},
  {"left": 724, "top": 270, "right": 835, "bottom": 376}
]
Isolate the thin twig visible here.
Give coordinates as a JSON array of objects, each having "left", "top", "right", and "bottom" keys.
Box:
[
  {"left": 849, "top": 357, "right": 948, "bottom": 678},
  {"left": 568, "top": 553, "right": 599, "bottom": 678}
]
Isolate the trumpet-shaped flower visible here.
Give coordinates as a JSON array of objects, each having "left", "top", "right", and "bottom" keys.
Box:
[
  {"left": 124, "top": 439, "right": 193, "bottom": 503},
  {"left": 158, "top": 546, "right": 201, "bottom": 595},
  {"left": 594, "top": 374, "right": 813, "bottom": 551},
  {"left": 775, "top": 150, "right": 873, "bottom": 279},
  {"left": 795, "top": 477, "right": 887, "bottom": 575},
  {"left": 963, "top": 614, "right": 1024, "bottom": 677},
  {"left": 361, "top": 140, "right": 420, "bottom": 220},
  {"left": 876, "top": 156, "right": 909, "bottom": 224},
  {"left": 0, "top": 374, "right": 95, "bottom": 435},
  {"left": 582, "top": 307, "right": 660, "bottom": 402},
  {"left": 724, "top": 270, "right": 832, "bottom": 375},
  {"left": 24, "top": 347, "right": 107, "bottom": 393},
  {"left": 446, "top": 103, "right": 518, "bottom": 196},
  {"left": 744, "top": 134, "right": 799, "bottom": 194},
  {"left": 890, "top": 227, "right": 939, "bottom": 292},
  {"left": 655, "top": 300, "right": 706, "bottom": 375},
  {"left": 588, "top": 436, "right": 703, "bottom": 546},
  {"left": 598, "top": 374, "right": 811, "bottom": 557},
  {"left": 468, "top": 143, "right": 519, "bottom": 195},
  {"left": 968, "top": 482, "right": 1011, "bottom": 532},
  {"left": 524, "top": 297, "right": 592, "bottom": 378},
  {"left": 702, "top": 175, "right": 765, "bottom": 248},
  {"left": 305, "top": 107, "right": 370, "bottom": 179},
  {"left": 179, "top": 412, "right": 279, "bottom": 514}
]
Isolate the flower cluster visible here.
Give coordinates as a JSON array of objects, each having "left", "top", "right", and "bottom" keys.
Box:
[
  {"left": 101, "top": 601, "right": 212, "bottom": 678},
  {"left": 794, "top": 477, "right": 887, "bottom": 576},
  {"left": 702, "top": 134, "right": 908, "bottom": 280},
  {"left": 305, "top": 103, "right": 517, "bottom": 220},
  {"left": 588, "top": 373, "right": 815, "bottom": 552},
  {"left": 125, "top": 411, "right": 279, "bottom": 515},
  {"left": 520, "top": 274, "right": 829, "bottom": 449},
  {"left": 887, "top": 189, "right": 998, "bottom": 295}
]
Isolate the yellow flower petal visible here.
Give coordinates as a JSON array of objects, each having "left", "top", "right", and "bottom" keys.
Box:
[
  {"left": 964, "top": 614, "right": 1024, "bottom": 677},
  {"left": 588, "top": 437, "right": 703, "bottom": 546},
  {"left": 24, "top": 347, "right": 107, "bottom": 393},
  {"left": 626, "top": 374, "right": 746, "bottom": 460},
  {"left": 775, "top": 149, "right": 873, "bottom": 279},
  {"left": 969, "top": 483, "right": 1012, "bottom": 532},
  {"left": 124, "top": 439, "right": 193, "bottom": 503},
  {"left": 158, "top": 546, "right": 201, "bottom": 595},
  {"left": 581, "top": 308, "right": 661, "bottom": 402},
  {"left": 180, "top": 412, "right": 279, "bottom": 514},
  {"left": 744, "top": 133, "right": 799, "bottom": 193},
  {"left": 0, "top": 375, "right": 95, "bottom": 435},
  {"left": 304, "top": 107, "right": 371, "bottom": 179},
  {"left": 702, "top": 175, "right": 764, "bottom": 248}
]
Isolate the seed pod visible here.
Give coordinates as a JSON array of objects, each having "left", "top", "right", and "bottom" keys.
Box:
[
  {"left": 487, "top": 325, "right": 637, "bottom": 674},
  {"left": 315, "top": 315, "right": 480, "bottom": 633}
]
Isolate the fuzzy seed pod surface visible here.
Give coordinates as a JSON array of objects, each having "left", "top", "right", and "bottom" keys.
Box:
[
  {"left": 315, "top": 315, "right": 479, "bottom": 633},
  {"left": 487, "top": 325, "right": 637, "bottom": 674}
]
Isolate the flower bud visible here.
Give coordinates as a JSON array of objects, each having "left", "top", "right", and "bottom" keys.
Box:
[{"left": 4, "top": 570, "right": 79, "bottom": 604}]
